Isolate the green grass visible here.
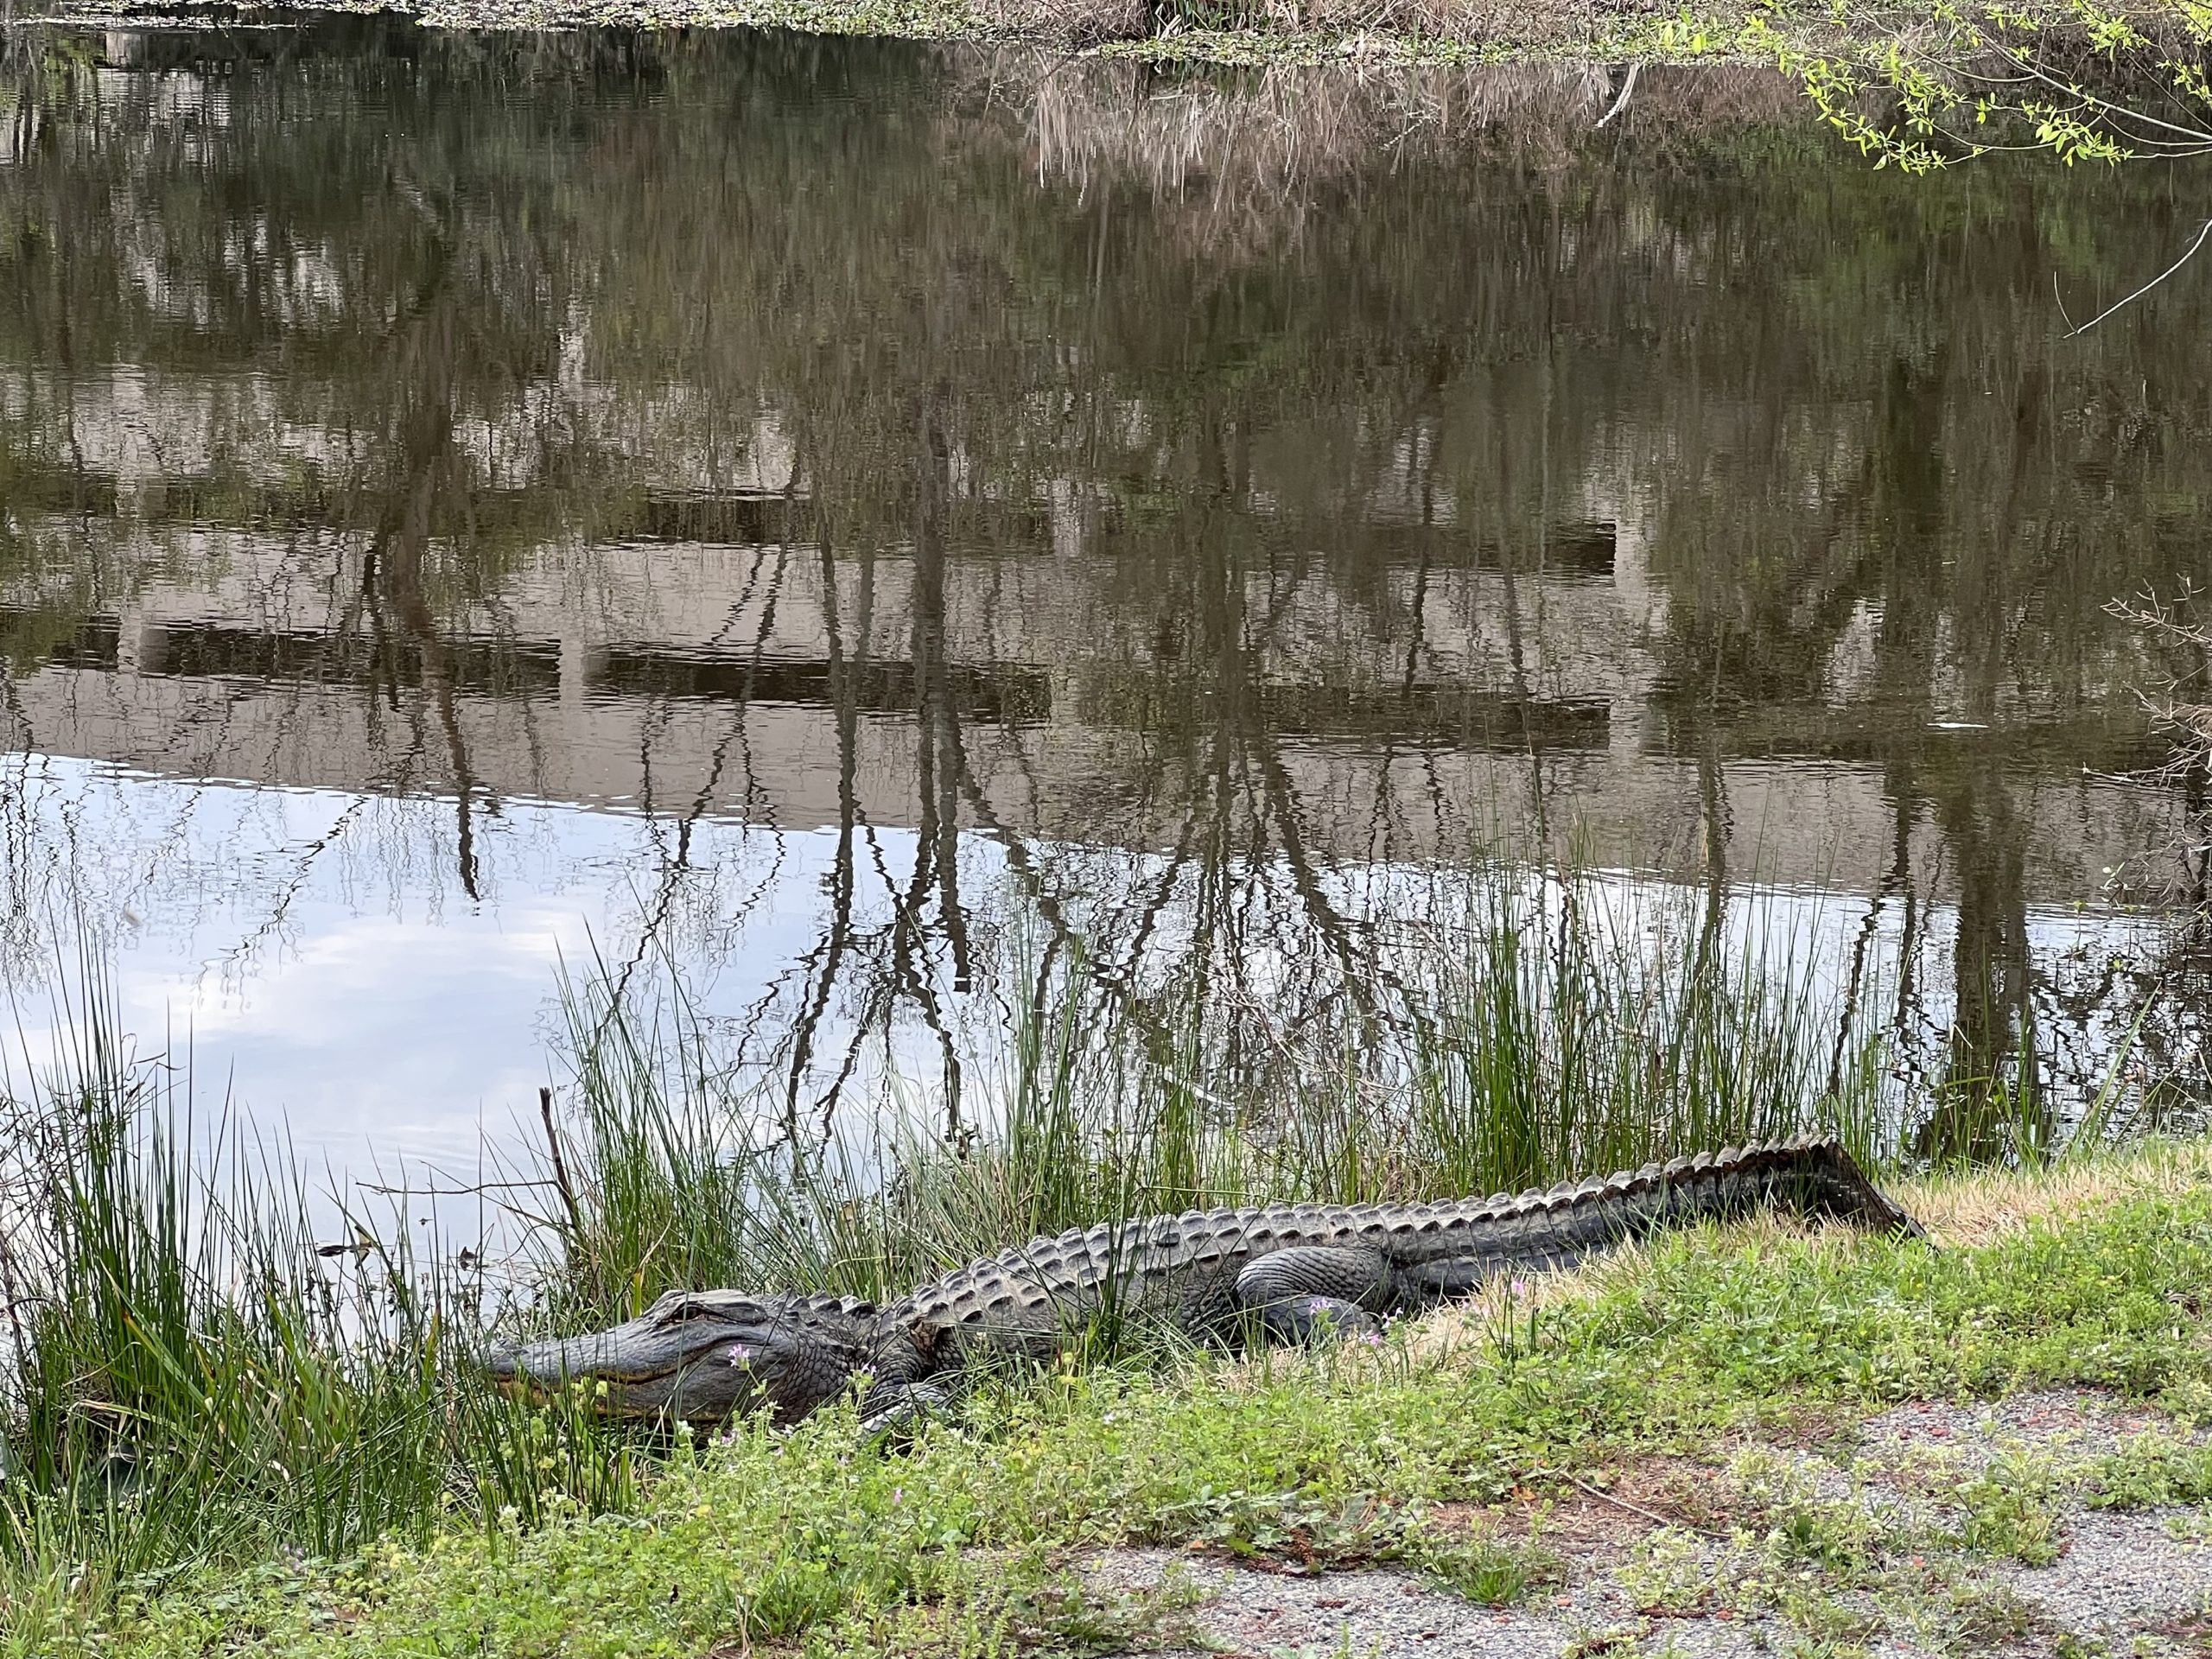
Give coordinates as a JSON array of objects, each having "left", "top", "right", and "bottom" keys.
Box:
[
  {"left": 64, "top": 1148, "right": 2212, "bottom": 1657},
  {"left": 0, "top": 980, "right": 648, "bottom": 1649}
]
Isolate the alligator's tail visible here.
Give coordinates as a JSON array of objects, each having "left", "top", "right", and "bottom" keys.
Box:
[
  {"left": 1402, "top": 1135, "right": 1924, "bottom": 1293},
  {"left": 1605, "top": 1135, "right": 1924, "bottom": 1239}
]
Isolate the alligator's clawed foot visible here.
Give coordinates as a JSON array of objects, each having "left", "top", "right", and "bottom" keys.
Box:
[
  {"left": 1255, "top": 1294, "right": 1385, "bottom": 1346},
  {"left": 856, "top": 1379, "right": 957, "bottom": 1443}
]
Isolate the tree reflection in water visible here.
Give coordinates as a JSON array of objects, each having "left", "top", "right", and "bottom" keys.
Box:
[{"left": 0, "top": 22, "right": 2207, "bottom": 1167}]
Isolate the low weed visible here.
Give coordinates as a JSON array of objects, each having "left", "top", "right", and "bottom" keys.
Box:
[
  {"left": 1950, "top": 1448, "right": 2069, "bottom": 1567},
  {"left": 1618, "top": 1527, "right": 1740, "bottom": 1615},
  {"left": 1729, "top": 1446, "right": 1878, "bottom": 1576},
  {"left": 1935, "top": 1579, "right": 2048, "bottom": 1649},
  {"left": 983, "top": 1561, "right": 1208, "bottom": 1654},
  {"left": 2087, "top": 1433, "right": 2212, "bottom": 1510},
  {"left": 1771, "top": 1585, "right": 1878, "bottom": 1654},
  {"left": 1562, "top": 1619, "right": 1655, "bottom": 1656},
  {"left": 1409, "top": 1527, "right": 1561, "bottom": 1605}
]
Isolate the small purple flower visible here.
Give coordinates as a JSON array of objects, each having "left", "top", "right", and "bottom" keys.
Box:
[
  {"left": 726, "top": 1343, "right": 754, "bottom": 1367},
  {"left": 1510, "top": 1279, "right": 1530, "bottom": 1300}
]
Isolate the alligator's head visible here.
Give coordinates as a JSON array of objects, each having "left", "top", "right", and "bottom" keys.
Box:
[{"left": 486, "top": 1289, "right": 892, "bottom": 1426}]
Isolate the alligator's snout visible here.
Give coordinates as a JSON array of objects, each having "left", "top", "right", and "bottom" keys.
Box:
[{"left": 486, "top": 1288, "right": 888, "bottom": 1426}]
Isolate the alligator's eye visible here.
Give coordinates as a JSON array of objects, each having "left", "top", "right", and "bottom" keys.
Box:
[{"left": 657, "top": 1299, "right": 736, "bottom": 1328}]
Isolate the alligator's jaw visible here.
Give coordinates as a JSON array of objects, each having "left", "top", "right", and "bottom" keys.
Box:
[{"left": 487, "top": 1313, "right": 757, "bottom": 1421}]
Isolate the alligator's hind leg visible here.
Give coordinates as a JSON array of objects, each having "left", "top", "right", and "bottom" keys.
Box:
[
  {"left": 1400, "top": 1246, "right": 1588, "bottom": 1304},
  {"left": 1233, "top": 1246, "right": 1391, "bottom": 1344},
  {"left": 1400, "top": 1255, "right": 1497, "bottom": 1302}
]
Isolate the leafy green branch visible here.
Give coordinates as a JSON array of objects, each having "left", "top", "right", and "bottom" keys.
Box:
[{"left": 1771, "top": 0, "right": 2212, "bottom": 168}]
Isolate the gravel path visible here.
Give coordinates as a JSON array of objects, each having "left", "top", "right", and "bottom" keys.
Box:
[
  {"left": 1083, "top": 1549, "right": 1782, "bottom": 1657},
  {"left": 1070, "top": 1388, "right": 2212, "bottom": 1657}
]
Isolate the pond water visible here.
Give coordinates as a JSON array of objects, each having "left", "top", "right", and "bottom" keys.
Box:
[{"left": 2, "top": 21, "right": 2209, "bottom": 1185}]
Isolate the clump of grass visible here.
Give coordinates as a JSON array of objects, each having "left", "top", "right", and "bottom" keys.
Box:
[
  {"left": 1951, "top": 1448, "right": 2068, "bottom": 1567},
  {"left": 0, "top": 982, "right": 642, "bottom": 1656},
  {"left": 1395, "top": 874, "right": 1863, "bottom": 1195},
  {"left": 1412, "top": 1528, "right": 1562, "bottom": 1604},
  {"left": 2086, "top": 1435, "right": 2212, "bottom": 1510}
]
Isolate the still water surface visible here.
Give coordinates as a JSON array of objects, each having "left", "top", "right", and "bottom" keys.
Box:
[{"left": 2, "top": 22, "right": 2209, "bottom": 1176}]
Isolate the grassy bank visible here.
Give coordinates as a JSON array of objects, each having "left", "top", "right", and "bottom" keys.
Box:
[
  {"left": 48, "top": 1142, "right": 2212, "bottom": 1657},
  {"left": 331, "top": 0, "right": 2209, "bottom": 68},
  {"left": 0, "top": 858, "right": 2171, "bottom": 1653}
]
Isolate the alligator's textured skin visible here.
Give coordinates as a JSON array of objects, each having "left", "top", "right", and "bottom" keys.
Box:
[{"left": 486, "top": 1135, "right": 1923, "bottom": 1427}]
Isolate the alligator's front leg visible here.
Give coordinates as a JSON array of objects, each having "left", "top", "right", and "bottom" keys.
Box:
[
  {"left": 1231, "top": 1246, "right": 1394, "bottom": 1344},
  {"left": 855, "top": 1378, "right": 959, "bottom": 1440}
]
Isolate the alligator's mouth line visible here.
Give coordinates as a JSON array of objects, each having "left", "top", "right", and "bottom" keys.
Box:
[
  {"left": 491, "top": 1335, "right": 747, "bottom": 1411},
  {"left": 495, "top": 1370, "right": 689, "bottom": 1418}
]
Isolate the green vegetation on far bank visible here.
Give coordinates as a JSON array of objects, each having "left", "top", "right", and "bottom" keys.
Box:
[
  {"left": 282, "top": 0, "right": 2212, "bottom": 175},
  {"left": 34, "top": 0, "right": 2212, "bottom": 170},
  {"left": 39, "top": 1142, "right": 2212, "bottom": 1658}
]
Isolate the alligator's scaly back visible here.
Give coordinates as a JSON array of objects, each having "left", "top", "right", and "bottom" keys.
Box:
[
  {"left": 887, "top": 1135, "right": 1920, "bottom": 1351},
  {"left": 1371, "top": 1134, "right": 1925, "bottom": 1273}
]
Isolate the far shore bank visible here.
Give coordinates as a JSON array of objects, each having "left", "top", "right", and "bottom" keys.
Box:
[
  {"left": 37, "top": 0, "right": 2209, "bottom": 175},
  {"left": 22, "top": 0, "right": 2205, "bottom": 67}
]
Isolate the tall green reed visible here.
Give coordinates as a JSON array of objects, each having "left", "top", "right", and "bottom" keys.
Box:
[
  {"left": 0, "top": 977, "right": 638, "bottom": 1653},
  {"left": 524, "top": 863, "right": 1897, "bottom": 1325}
]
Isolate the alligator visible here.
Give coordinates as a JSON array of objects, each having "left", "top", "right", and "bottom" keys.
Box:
[{"left": 486, "top": 1135, "right": 1923, "bottom": 1433}]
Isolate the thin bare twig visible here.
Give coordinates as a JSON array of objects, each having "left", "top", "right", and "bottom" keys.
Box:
[
  {"left": 538, "top": 1085, "right": 584, "bottom": 1243},
  {"left": 1531, "top": 1465, "right": 1729, "bottom": 1539},
  {"left": 2065, "top": 219, "right": 2212, "bottom": 338}
]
